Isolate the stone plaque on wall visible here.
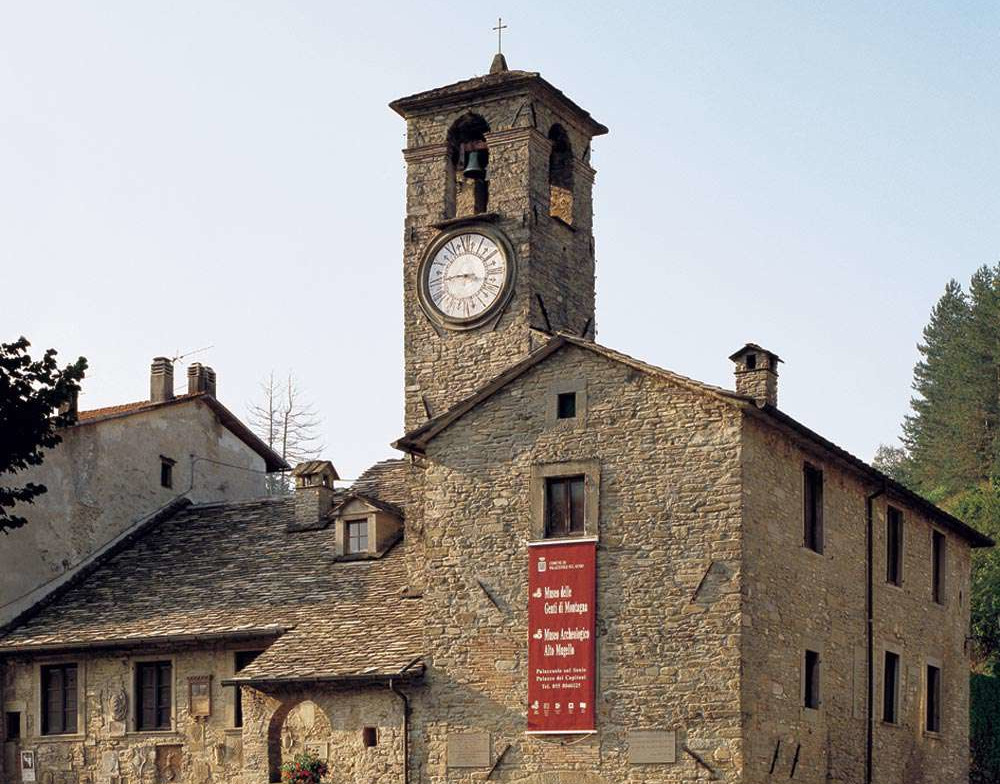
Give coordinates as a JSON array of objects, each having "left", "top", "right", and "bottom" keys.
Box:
[
  {"left": 188, "top": 675, "right": 212, "bottom": 718},
  {"left": 305, "top": 741, "right": 329, "bottom": 761},
  {"left": 629, "top": 730, "right": 677, "bottom": 764},
  {"left": 447, "top": 732, "right": 491, "bottom": 768}
]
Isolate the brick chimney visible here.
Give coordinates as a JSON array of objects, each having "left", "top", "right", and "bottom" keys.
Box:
[
  {"left": 289, "top": 460, "right": 340, "bottom": 530},
  {"left": 729, "top": 343, "right": 782, "bottom": 407},
  {"left": 187, "top": 363, "right": 217, "bottom": 397},
  {"left": 150, "top": 357, "right": 174, "bottom": 403}
]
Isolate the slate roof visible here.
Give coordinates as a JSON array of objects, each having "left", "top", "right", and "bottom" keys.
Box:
[
  {"left": 73, "top": 392, "right": 289, "bottom": 472},
  {"left": 389, "top": 66, "right": 608, "bottom": 137},
  {"left": 394, "top": 334, "right": 994, "bottom": 549},
  {"left": 0, "top": 485, "right": 423, "bottom": 680}
]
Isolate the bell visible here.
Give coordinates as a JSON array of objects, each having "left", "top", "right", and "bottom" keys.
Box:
[{"left": 463, "top": 150, "right": 487, "bottom": 180}]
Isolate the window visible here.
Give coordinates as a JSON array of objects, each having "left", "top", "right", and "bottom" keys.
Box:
[
  {"left": 883, "top": 651, "right": 900, "bottom": 724},
  {"left": 557, "top": 392, "right": 577, "bottom": 419},
  {"left": 362, "top": 726, "right": 378, "bottom": 747},
  {"left": 135, "top": 661, "right": 172, "bottom": 731},
  {"left": 886, "top": 507, "right": 903, "bottom": 586},
  {"left": 745, "top": 353, "right": 757, "bottom": 370},
  {"left": 803, "top": 464, "right": 824, "bottom": 553},
  {"left": 545, "top": 476, "right": 585, "bottom": 537},
  {"left": 234, "top": 650, "right": 263, "bottom": 728},
  {"left": 932, "top": 531, "right": 946, "bottom": 604},
  {"left": 346, "top": 519, "right": 369, "bottom": 554},
  {"left": 160, "top": 456, "right": 175, "bottom": 489},
  {"left": 41, "top": 664, "right": 78, "bottom": 735},
  {"left": 926, "top": 664, "right": 942, "bottom": 733},
  {"left": 5, "top": 711, "right": 21, "bottom": 740},
  {"left": 803, "top": 650, "right": 821, "bottom": 709}
]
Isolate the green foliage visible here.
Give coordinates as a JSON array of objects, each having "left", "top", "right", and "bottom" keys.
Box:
[
  {"left": 971, "top": 673, "right": 1000, "bottom": 784},
  {"left": 0, "top": 337, "right": 87, "bottom": 534},
  {"left": 887, "top": 265, "right": 1000, "bottom": 672},
  {"left": 280, "top": 752, "right": 329, "bottom": 784}
]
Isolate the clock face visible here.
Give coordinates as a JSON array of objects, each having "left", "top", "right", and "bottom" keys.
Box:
[{"left": 421, "top": 230, "right": 512, "bottom": 326}]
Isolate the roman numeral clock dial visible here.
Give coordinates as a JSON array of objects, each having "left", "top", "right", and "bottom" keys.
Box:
[{"left": 418, "top": 229, "right": 515, "bottom": 330}]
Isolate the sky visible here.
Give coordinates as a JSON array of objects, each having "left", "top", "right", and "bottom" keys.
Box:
[{"left": 2, "top": 2, "right": 998, "bottom": 479}]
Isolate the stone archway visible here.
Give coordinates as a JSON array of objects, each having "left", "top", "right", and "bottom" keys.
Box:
[{"left": 266, "top": 699, "right": 333, "bottom": 783}]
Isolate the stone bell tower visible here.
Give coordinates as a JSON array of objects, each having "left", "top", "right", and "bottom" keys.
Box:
[{"left": 391, "top": 55, "right": 608, "bottom": 431}]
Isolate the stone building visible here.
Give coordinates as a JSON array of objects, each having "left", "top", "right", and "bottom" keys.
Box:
[
  {"left": 0, "top": 55, "right": 991, "bottom": 784},
  {"left": 0, "top": 359, "right": 287, "bottom": 625}
]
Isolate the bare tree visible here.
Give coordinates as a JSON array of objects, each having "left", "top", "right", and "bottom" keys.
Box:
[{"left": 248, "top": 372, "right": 323, "bottom": 495}]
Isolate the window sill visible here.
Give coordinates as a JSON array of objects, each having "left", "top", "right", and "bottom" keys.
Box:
[
  {"left": 923, "top": 730, "right": 943, "bottom": 740},
  {"left": 127, "top": 729, "right": 181, "bottom": 738},
  {"left": 32, "top": 733, "right": 86, "bottom": 743},
  {"left": 530, "top": 535, "right": 599, "bottom": 546},
  {"left": 801, "top": 546, "right": 825, "bottom": 558},
  {"left": 884, "top": 581, "right": 904, "bottom": 592},
  {"left": 880, "top": 719, "right": 901, "bottom": 728},
  {"left": 224, "top": 727, "right": 244, "bottom": 736},
  {"left": 801, "top": 706, "right": 821, "bottom": 722}
]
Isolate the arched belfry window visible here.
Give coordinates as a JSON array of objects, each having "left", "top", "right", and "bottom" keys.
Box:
[
  {"left": 446, "top": 114, "right": 490, "bottom": 218},
  {"left": 548, "top": 124, "right": 574, "bottom": 225}
]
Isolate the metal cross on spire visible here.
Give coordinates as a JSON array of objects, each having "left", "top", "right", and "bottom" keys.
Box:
[{"left": 493, "top": 17, "right": 508, "bottom": 54}]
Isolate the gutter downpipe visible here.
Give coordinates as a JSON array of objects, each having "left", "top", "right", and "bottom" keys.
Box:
[
  {"left": 865, "top": 484, "right": 886, "bottom": 784},
  {"left": 389, "top": 656, "right": 422, "bottom": 784}
]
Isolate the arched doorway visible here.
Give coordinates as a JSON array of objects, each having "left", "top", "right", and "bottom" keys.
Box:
[{"left": 266, "top": 699, "right": 333, "bottom": 783}]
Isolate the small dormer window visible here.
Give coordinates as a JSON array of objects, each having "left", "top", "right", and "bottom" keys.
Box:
[
  {"left": 160, "top": 456, "right": 176, "bottom": 489},
  {"left": 745, "top": 353, "right": 757, "bottom": 370},
  {"left": 346, "top": 519, "right": 369, "bottom": 554}
]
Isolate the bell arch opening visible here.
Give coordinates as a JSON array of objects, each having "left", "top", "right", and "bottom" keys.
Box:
[
  {"left": 446, "top": 113, "right": 491, "bottom": 217},
  {"left": 548, "top": 124, "right": 574, "bottom": 225}
]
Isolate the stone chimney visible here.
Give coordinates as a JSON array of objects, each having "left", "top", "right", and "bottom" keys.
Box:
[
  {"left": 729, "top": 343, "right": 782, "bottom": 407},
  {"left": 187, "top": 363, "right": 217, "bottom": 397},
  {"left": 289, "top": 460, "right": 340, "bottom": 530},
  {"left": 150, "top": 357, "right": 174, "bottom": 403},
  {"left": 58, "top": 388, "right": 79, "bottom": 424}
]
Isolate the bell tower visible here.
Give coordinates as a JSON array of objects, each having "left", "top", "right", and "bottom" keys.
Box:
[{"left": 391, "top": 56, "right": 608, "bottom": 432}]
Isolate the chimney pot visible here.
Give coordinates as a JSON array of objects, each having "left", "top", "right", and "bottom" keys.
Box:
[
  {"left": 187, "top": 363, "right": 217, "bottom": 397},
  {"left": 150, "top": 357, "right": 174, "bottom": 403},
  {"left": 729, "top": 343, "right": 782, "bottom": 407}
]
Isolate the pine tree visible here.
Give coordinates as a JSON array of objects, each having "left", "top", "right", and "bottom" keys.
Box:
[{"left": 902, "top": 279, "right": 974, "bottom": 498}]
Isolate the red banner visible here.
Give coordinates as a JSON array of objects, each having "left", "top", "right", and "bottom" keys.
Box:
[{"left": 527, "top": 539, "right": 597, "bottom": 733}]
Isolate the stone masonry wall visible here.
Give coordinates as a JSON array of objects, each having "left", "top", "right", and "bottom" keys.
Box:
[
  {"left": 1, "top": 400, "right": 267, "bottom": 625},
  {"left": 411, "top": 344, "right": 745, "bottom": 783},
  {"left": 1, "top": 644, "right": 404, "bottom": 784},
  {"left": 740, "top": 415, "right": 972, "bottom": 783},
  {"left": 401, "top": 89, "right": 599, "bottom": 433},
  {"left": 2, "top": 641, "right": 270, "bottom": 784}
]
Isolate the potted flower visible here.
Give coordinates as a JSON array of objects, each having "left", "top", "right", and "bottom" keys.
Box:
[{"left": 280, "top": 752, "right": 329, "bottom": 784}]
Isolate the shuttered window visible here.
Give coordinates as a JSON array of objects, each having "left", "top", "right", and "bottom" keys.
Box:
[
  {"left": 803, "top": 464, "right": 824, "bottom": 553},
  {"left": 135, "top": 661, "right": 172, "bottom": 731},
  {"left": 886, "top": 507, "right": 903, "bottom": 586},
  {"left": 883, "top": 651, "right": 900, "bottom": 724},
  {"left": 932, "top": 531, "right": 946, "bottom": 604},
  {"left": 41, "top": 664, "right": 78, "bottom": 735},
  {"left": 803, "top": 650, "right": 821, "bottom": 709},
  {"left": 926, "top": 664, "right": 942, "bottom": 733},
  {"left": 545, "top": 475, "right": 585, "bottom": 537}
]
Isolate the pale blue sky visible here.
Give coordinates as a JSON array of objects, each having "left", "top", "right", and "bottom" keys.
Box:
[{"left": 2, "top": 2, "right": 998, "bottom": 478}]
